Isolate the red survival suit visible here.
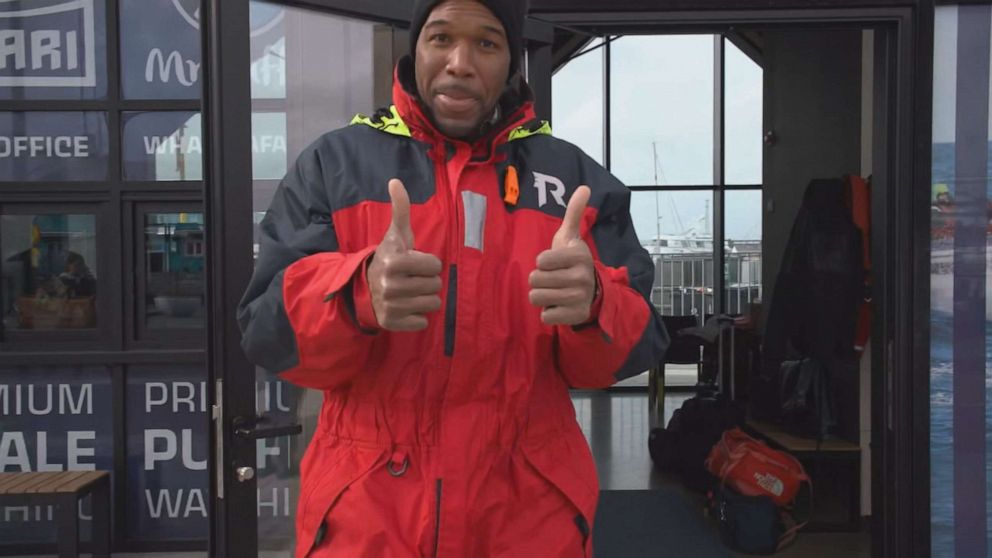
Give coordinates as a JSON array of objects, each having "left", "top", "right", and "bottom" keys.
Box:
[{"left": 238, "top": 58, "right": 668, "bottom": 557}]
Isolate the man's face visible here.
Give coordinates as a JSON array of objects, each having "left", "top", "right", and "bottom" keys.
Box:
[{"left": 415, "top": 0, "right": 511, "bottom": 139}]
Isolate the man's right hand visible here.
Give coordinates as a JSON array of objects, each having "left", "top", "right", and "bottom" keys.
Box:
[{"left": 367, "top": 179, "right": 443, "bottom": 331}]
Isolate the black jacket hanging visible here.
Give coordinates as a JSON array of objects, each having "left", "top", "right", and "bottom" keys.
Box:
[{"left": 763, "top": 178, "right": 866, "bottom": 374}]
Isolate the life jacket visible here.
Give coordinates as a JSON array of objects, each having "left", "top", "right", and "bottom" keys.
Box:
[{"left": 843, "top": 175, "right": 871, "bottom": 355}]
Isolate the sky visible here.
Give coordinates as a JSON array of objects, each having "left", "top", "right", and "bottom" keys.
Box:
[{"left": 552, "top": 34, "right": 764, "bottom": 244}]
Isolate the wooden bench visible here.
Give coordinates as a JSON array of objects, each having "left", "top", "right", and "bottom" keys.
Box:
[
  {"left": 0, "top": 471, "right": 111, "bottom": 557},
  {"left": 745, "top": 420, "right": 862, "bottom": 532}
]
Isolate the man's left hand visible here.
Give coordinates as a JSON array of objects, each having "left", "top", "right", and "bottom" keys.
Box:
[{"left": 528, "top": 185, "right": 597, "bottom": 326}]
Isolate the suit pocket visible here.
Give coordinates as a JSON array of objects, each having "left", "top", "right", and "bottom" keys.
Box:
[
  {"left": 520, "top": 434, "right": 599, "bottom": 556},
  {"left": 298, "top": 440, "right": 388, "bottom": 557}
]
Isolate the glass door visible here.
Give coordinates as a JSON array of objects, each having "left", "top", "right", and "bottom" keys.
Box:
[
  {"left": 248, "top": 3, "right": 396, "bottom": 555},
  {"left": 202, "top": 1, "right": 404, "bottom": 555}
]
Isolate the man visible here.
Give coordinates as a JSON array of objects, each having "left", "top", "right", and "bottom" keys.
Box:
[{"left": 238, "top": 0, "right": 667, "bottom": 555}]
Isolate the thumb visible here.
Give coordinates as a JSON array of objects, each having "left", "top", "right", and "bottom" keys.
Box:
[
  {"left": 387, "top": 178, "right": 414, "bottom": 249},
  {"left": 552, "top": 185, "right": 591, "bottom": 249}
]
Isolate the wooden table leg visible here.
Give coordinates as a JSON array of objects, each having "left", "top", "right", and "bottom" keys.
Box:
[
  {"left": 56, "top": 494, "right": 80, "bottom": 558},
  {"left": 91, "top": 477, "right": 111, "bottom": 558}
]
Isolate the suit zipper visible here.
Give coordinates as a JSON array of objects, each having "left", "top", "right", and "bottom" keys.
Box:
[
  {"left": 440, "top": 142, "right": 460, "bottom": 357},
  {"left": 444, "top": 265, "right": 457, "bottom": 356},
  {"left": 432, "top": 479, "right": 444, "bottom": 558}
]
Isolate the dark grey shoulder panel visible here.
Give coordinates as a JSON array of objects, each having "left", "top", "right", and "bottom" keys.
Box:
[
  {"left": 614, "top": 312, "right": 670, "bottom": 382},
  {"left": 239, "top": 270, "right": 299, "bottom": 373},
  {"left": 501, "top": 136, "right": 649, "bottom": 290},
  {"left": 237, "top": 142, "right": 337, "bottom": 374},
  {"left": 237, "top": 128, "right": 439, "bottom": 374},
  {"left": 312, "top": 126, "right": 437, "bottom": 212},
  {"left": 500, "top": 135, "right": 628, "bottom": 221},
  {"left": 504, "top": 135, "right": 669, "bottom": 374}
]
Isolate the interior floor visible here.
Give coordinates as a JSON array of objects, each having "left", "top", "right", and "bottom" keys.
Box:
[{"left": 576, "top": 390, "right": 871, "bottom": 558}]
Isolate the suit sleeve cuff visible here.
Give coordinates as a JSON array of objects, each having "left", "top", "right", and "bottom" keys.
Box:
[
  {"left": 570, "top": 262, "right": 610, "bottom": 334},
  {"left": 351, "top": 251, "right": 379, "bottom": 330}
]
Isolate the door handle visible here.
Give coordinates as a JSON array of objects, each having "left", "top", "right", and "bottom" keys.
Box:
[{"left": 232, "top": 414, "right": 303, "bottom": 440}]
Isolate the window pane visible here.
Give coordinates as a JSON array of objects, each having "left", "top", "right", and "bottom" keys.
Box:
[
  {"left": 250, "top": 3, "right": 286, "bottom": 100},
  {"left": 120, "top": 0, "right": 201, "bottom": 100},
  {"left": 0, "top": 0, "right": 108, "bottom": 100},
  {"left": 724, "top": 190, "right": 762, "bottom": 315},
  {"left": 250, "top": 2, "right": 373, "bottom": 165},
  {"left": 0, "top": 111, "right": 109, "bottom": 181},
  {"left": 252, "top": 112, "right": 287, "bottom": 180},
  {"left": 552, "top": 39, "right": 604, "bottom": 164},
  {"left": 630, "top": 190, "right": 714, "bottom": 321},
  {"left": 610, "top": 36, "right": 714, "bottom": 186},
  {"left": 123, "top": 111, "right": 202, "bottom": 181},
  {"left": 250, "top": 3, "right": 378, "bottom": 249},
  {"left": 145, "top": 212, "right": 204, "bottom": 329},
  {"left": 725, "top": 40, "right": 763, "bottom": 185},
  {"left": 0, "top": 366, "right": 114, "bottom": 543},
  {"left": 118, "top": 1, "right": 285, "bottom": 100},
  {"left": 1, "top": 213, "right": 98, "bottom": 330}
]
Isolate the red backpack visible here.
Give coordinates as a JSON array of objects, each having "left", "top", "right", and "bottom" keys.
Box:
[{"left": 705, "top": 428, "right": 810, "bottom": 508}]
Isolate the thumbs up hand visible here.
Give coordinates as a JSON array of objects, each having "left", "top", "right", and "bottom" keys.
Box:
[
  {"left": 367, "top": 179, "right": 443, "bottom": 331},
  {"left": 529, "top": 185, "right": 598, "bottom": 326}
]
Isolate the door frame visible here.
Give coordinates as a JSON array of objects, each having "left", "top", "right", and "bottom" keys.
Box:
[
  {"left": 530, "top": 5, "right": 932, "bottom": 557},
  {"left": 201, "top": 2, "right": 933, "bottom": 557}
]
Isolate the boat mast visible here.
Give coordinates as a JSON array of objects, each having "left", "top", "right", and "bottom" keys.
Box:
[{"left": 653, "top": 142, "right": 661, "bottom": 245}]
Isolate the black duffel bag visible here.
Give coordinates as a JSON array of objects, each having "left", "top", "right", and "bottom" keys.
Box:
[{"left": 648, "top": 390, "right": 744, "bottom": 492}]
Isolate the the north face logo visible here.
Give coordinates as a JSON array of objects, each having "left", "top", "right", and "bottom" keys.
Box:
[
  {"left": 532, "top": 171, "right": 566, "bottom": 208},
  {"left": 753, "top": 472, "right": 785, "bottom": 497}
]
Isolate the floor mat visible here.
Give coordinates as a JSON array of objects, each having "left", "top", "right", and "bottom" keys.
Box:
[{"left": 593, "top": 489, "right": 734, "bottom": 558}]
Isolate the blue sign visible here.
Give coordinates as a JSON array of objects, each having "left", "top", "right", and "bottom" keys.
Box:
[
  {"left": 0, "top": 0, "right": 108, "bottom": 99},
  {"left": 119, "top": 0, "right": 284, "bottom": 100},
  {"left": 126, "top": 366, "right": 210, "bottom": 541},
  {"left": 0, "top": 366, "right": 114, "bottom": 544},
  {"left": 126, "top": 365, "right": 301, "bottom": 542},
  {"left": 0, "top": 111, "right": 110, "bottom": 182}
]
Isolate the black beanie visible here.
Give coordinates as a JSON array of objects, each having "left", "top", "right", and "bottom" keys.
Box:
[{"left": 409, "top": 0, "right": 529, "bottom": 80}]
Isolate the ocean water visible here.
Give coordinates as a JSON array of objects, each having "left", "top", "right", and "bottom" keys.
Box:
[
  {"left": 929, "top": 310, "right": 992, "bottom": 558},
  {"left": 928, "top": 141, "right": 992, "bottom": 557}
]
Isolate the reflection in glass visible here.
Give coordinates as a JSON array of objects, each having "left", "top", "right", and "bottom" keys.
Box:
[
  {"left": 552, "top": 39, "right": 604, "bottom": 164},
  {"left": 145, "top": 213, "right": 204, "bottom": 329},
  {"left": 252, "top": 112, "right": 287, "bottom": 180},
  {"left": 248, "top": 3, "right": 379, "bottom": 552},
  {"left": 610, "top": 35, "right": 714, "bottom": 186},
  {"left": 123, "top": 112, "right": 202, "bottom": 181},
  {"left": 630, "top": 190, "right": 714, "bottom": 321},
  {"left": 1, "top": 214, "right": 98, "bottom": 330},
  {"left": 250, "top": 1, "right": 374, "bottom": 166},
  {"left": 724, "top": 190, "right": 762, "bottom": 315},
  {"left": 725, "top": 40, "right": 763, "bottom": 185},
  {"left": 251, "top": 33, "right": 286, "bottom": 100}
]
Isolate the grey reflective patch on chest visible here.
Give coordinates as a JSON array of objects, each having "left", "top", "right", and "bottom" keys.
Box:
[{"left": 461, "top": 190, "right": 487, "bottom": 251}]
